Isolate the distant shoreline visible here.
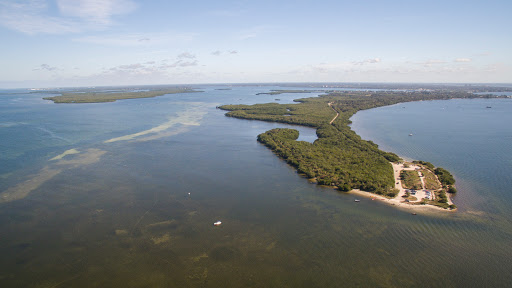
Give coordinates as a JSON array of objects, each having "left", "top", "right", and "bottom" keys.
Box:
[{"left": 42, "top": 88, "right": 201, "bottom": 103}]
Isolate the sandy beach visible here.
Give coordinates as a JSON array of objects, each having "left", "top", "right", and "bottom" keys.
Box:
[{"left": 349, "top": 162, "right": 456, "bottom": 213}]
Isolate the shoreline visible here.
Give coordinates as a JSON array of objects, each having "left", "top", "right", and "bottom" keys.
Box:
[
  {"left": 222, "top": 90, "right": 467, "bottom": 214},
  {"left": 348, "top": 162, "right": 456, "bottom": 213},
  {"left": 43, "top": 88, "right": 200, "bottom": 103},
  {"left": 349, "top": 189, "right": 456, "bottom": 213}
]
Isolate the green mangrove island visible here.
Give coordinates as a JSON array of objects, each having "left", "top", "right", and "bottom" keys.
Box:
[
  {"left": 43, "top": 88, "right": 200, "bottom": 103},
  {"left": 219, "top": 90, "right": 491, "bottom": 211}
]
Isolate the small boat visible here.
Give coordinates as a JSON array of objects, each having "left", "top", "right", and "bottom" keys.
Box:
[
  {"left": 354, "top": 199, "right": 360, "bottom": 202},
  {"left": 213, "top": 221, "right": 222, "bottom": 226},
  {"left": 412, "top": 213, "right": 417, "bottom": 215},
  {"left": 486, "top": 106, "right": 492, "bottom": 108},
  {"left": 409, "top": 133, "right": 413, "bottom": 136}
]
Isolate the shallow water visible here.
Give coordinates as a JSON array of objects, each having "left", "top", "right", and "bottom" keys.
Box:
[{"left": 1, "top": 87, "right": 511, "bottom": 287}]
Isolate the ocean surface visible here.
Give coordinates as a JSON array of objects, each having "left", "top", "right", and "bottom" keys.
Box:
[{"left": 1, "top": 86, "right": 511, "bottom": 287}]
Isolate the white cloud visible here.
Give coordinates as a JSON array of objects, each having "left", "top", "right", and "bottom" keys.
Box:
[
  {"left": 454, "top": 58, "right": 472, "bottom": 62},
  {"left": 424, "top": 59, "right": 446, "bottom": 64},
  {"left": 106, "top": 54, "right": 199, "bottom": 77},
  {"left": 68, "top": 56, "right": 202, "bottom": 86},
  {"left": 0, "top": 0, "right": 136, "bottom": 34},
  {"left": 295, "top": 58, "right": 382, "bottom": 75},
  {"left": 34, "top": 63, "right": 58, "bottom": 71},
  {"left": 177, "top": 52, "right": 196, "bottom": 59},
  {"left": 352, "top": 58, "right": 381, "bottom": 65},
  {"left": 160, "top": 60, "right": 198, "bottom": 69},
  {"left": 417, "top": 59, "right": 446, "bottom": 67},
  {"left": 210, "top": 50, "right": 238, "bottom": 56},
  {"left": 57, "top": 0, "right": 136, "bottom": 26},
  {"left": 74, "top": 32, "right": 195, "bottom": 46},
  {"left": 116, "top": 63, "right": 145, "bottom": 70},
  {"left": 284, "top": 58, "right": 500, "bottom": 83},
  {"left": 0, "top": 0, "right": 79, "bottom": 34},
  {"left": 176, "top": 61, "right": 198, "bottom": 67}
]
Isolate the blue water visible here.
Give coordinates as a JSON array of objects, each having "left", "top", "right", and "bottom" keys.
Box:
[
  {"left": 1, "top": 87, "right": 512, "bottom": 287},
  {"left": 351, "top": 98, "right": 512, "bottom": 218},
  {"left": 0, "top": 87, "right": 319, "bottom": 176}
]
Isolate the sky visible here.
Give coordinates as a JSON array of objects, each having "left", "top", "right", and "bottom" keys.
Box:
[{"left": 0, "top": 0, "right": 511, "bottom": 88}]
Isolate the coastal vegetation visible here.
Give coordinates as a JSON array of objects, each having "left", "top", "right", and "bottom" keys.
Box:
[
  {"left": 220, "top": 90, "right": 467, "bottom": 208},
  {"left": 421, "top": 169, "right": 442, "bottom": 190},
  {"left": 43, "top": 88, "right": 200, "bottom": 103},
  {"left": 400, "top": 170, "right": 422, "bottom": 190},
  {"left": 413, "top": 160, "right": 435, "bottom": 170},
  {"left": 434, "top": 167, "right": 456, "bottom": 186},
  {"left": 398, "top": 161, "right": 457, "bottom": 209},
  {"left": 257, "top": 127, "right": 396, "bottom": 195}
]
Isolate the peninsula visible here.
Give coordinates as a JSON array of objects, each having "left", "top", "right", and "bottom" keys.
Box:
[
  {"left": 43, "top": 87, "right": 200, "bottom": 103},
  {"left": 219, "top": 90, "right": 485, "bottom": 211}
]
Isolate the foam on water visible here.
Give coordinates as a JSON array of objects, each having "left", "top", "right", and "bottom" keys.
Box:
[{"left": 104, "top": 102, "right": 212, "bottom": 143}]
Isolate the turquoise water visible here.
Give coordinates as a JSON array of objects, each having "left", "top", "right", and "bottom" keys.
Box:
[{"left": 1, "top": 87, "right": 511, "bottom": 287}]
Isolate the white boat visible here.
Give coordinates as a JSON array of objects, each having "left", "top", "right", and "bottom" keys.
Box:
[
  {"left": 213, "top": 221, "right": 222, "bottom": 226},
  {"left": 409, "top": 133, "right": 413, "bottom": 136},
  {"left": 354, "top": 199, "right": 360, "bottom": 202}
]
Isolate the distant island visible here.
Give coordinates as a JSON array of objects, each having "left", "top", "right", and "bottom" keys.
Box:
[
  {"left": 219, "top": 89, "right": 506, "bottom": 211},
  {"left": 43, "top": 88, "right": 200, "bottom": 103}
]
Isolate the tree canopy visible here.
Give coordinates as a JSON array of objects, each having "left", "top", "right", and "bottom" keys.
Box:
[{"left": 220, "top": 90, "right": 466, "bottom": 195}]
